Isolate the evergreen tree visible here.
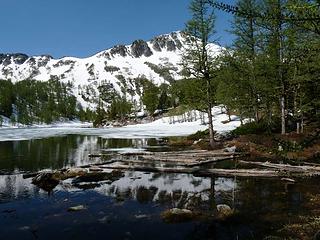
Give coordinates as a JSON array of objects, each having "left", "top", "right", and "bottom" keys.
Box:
[
  {"left": 141, "top": 80, "right": 160, "bottom": 116},
  {"left": 0, "top": 80, "right": 14, "bottom": 117},
  {"left": 181, "top": 0, "right": 217, "bottom": 147}
]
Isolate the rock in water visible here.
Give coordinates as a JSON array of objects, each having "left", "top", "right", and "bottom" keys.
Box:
[
  {"left": 161, "top": 208, "right": 196, "bottom": 223},
  {"left": 32, "top": 172, "right": 60, "bottom": 192},
  {"left": 63, "top": 168, "right": 88, "bottom": 179},
  {"left": 216, "top": 204, "right": 233, "bottom": 219},
  {"left": 68, "top": 205, "right": 86, "bottom": 212}
]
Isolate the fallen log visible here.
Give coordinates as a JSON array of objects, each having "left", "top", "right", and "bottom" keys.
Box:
[
  {"left": 238, "top": 160, "right": 320, "bottom": 173},
  {"left": 79, "top": 159, "right": 120, "bottom": 168},
  {"left": 99, "top": 163, "right": 315, "bottom": 178},
  {"left": 113, "top": 155, "right": 236, "bottom": 167},
  {"left": 187, "top": 155, "right": 236, "bottom": 167},
  {"left": 116, "top": 151, "right": 240, "bottom": 165}
]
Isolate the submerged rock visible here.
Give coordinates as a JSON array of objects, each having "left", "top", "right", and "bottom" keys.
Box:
[
  {"left": 68, "top": 205, "right": 87, "bottom": 212},
  {"left": 216, "top": 204, "right": 234, "bottom": 219},
  {"left": 134, "top": 214, "right": 148, "bottom": 219},
  {"left": 161, "top": 208, "right": 196, "bottom": 223},
  {"left": 98, "top": 216, "right": 111, "bottom": 223}
]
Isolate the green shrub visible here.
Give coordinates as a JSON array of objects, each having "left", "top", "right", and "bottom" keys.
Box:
[
  {"left": 187, "top": 129, "right": 209, "bottom": 140},
  {"left": 232, "top": 119, "right": 281, "bottom": 136}
]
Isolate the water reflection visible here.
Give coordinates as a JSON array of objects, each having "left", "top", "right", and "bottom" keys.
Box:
[
  {"left": 1, "top": 169, "right": 320, "bottom": 239},
  {"left": 0, "top": 135, "right": 162, "bottom": 173},
  {"left": 0, "top": 174, "right": 43, "bottom": 203},
  {"left": 1, "top": 134, "right": 320, "bottom": 239},
  {"left": 0, "top": 170, "right": 236, "bottom": 208},
  {"left": 101, "top": 173, "right": 239, "bottom": 213}
]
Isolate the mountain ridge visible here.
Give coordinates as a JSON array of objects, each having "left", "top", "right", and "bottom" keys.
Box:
[{"left": 0, "top": 31, "right": 222, "bottom": 110}]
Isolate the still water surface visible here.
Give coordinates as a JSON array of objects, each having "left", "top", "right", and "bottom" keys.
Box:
[{"left": 0, "top": 128, "right": 318, "bottom": 239}]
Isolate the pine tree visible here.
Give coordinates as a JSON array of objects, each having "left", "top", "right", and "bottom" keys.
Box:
[
  {"left": 181, "top": 0, "right": 217, "bottom": 147},
  {"left": 0, "top": 80, "right": 14, "bottom": 117},
  {"left": 231, "top": 0, "right": 263, "bottom": 121},
  {"left": 141, "top": 80, "right": 160, "bottom": 116}
]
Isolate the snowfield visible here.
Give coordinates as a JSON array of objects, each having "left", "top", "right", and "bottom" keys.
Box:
[{"left": 0, "top": 107, "right": 242, "bottom": 141}]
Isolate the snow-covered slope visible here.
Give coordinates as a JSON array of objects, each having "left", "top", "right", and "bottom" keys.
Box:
[{"left": 0, "top": 32, "right": 222, "bottom": 110}]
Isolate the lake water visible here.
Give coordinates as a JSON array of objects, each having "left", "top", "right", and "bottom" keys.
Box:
[{"left": 0, "top": 127, "right": 319, "bottom": 239}]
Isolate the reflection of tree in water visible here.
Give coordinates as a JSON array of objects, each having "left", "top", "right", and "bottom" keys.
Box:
[
  {"left": 0, "top": 135, "right": 102, "bottom": 172},
  {"left": 136, "top": 186, "right": 158, "bottom": 204},
  {"left": 0, "top": 136, "right": 160, "bottom": 173},
  {"left": 0, "top": 174, "right": 42, "bottom": 203},
  {"left": 95, "top": 172, "right": 237, "bottom": 212},
  {"left": 191, "top": 178, "right": 320, "bottom": 240}
]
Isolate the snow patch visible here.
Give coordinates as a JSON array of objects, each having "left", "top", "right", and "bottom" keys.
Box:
[{"left": 0, "top": 106, "right": 242, "bottom": 141}]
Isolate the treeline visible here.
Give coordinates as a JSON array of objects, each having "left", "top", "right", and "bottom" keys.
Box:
[
  {"left": 93, "top": 77, "right": 175, "bottom": 126},
  {"left": 174, "top": 0, "right": 320, "bottom": 138},
  {"left": 0, "top": 79, "right": 94, "bottom": 125}
]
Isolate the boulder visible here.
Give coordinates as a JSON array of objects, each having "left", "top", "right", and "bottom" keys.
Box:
[
  {"left": 161, "top": 208, "right": 196, "bottom": 223},
  {"left": 32, "top": 172, "right": 60, "bottom": 192},
  {"left": 216, "top": 204, "right": 234, "bottom": 219},
  {"left": 63, "top": 168, "right": 88, "bottom": 179},
  {"left": 224, "top": 146, "right": 237, "bottom": 153}
]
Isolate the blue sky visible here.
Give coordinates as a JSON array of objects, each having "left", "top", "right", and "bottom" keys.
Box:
[{"left": 0, "top": 0, "right": 234, "bottom": 58}]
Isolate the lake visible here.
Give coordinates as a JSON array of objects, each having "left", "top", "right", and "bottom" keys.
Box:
[{"left": 0, "top": 127, "right": 319, "bottom": 239}]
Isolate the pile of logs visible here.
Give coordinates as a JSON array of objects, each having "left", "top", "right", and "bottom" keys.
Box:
[
  {"left": 87, "top": 150, "right": 320, "bottom": 178},
  {"left": 25, "top": 149, "right": 320, "bottom": 191}
]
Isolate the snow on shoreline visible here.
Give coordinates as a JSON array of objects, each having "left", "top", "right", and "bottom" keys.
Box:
[
  {"left": 0, "top": 107, "right": 242, "bottom": 142},
  {"left": 0, "top": 116, "right": 92, "bottom": 129}
]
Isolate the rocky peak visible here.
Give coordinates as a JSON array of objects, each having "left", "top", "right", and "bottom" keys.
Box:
[
  {"left": 150, "top": 32, "right": 184, "bottom": 52},
  {"left": 110, "top": 45, "right": 128, "bottom": 57},
  {"left": 0, "top": 53, "right": 29, "bottom": 66},
  {"left": 131, "top": 40, "right": 153, "bottom": 58}
]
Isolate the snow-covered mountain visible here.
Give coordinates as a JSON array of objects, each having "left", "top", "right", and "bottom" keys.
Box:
[{"left": 0, "top": 31, "right": 222, "bottom": 110}]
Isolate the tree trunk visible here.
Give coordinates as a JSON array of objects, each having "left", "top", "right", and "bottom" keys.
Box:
[
  {"left": 277, "top": 0, "right": 285, "bottom": 135},
  {"left": 227, "top": 107, "right": 232, "bottom": 122},
  {"left": 206, "top": 76, "right": 215, "bottom": 148},
  {"left": 266, "top": 100, "right": 272, "bottom": 127},
  {"left": 207, "top": 105, "right": 215, "bottom": 148},
  {"left": 281, "top": 95, "right": 286, "bottom": 134},
  {"left": 240, "top": 113, "right": 243, "bottom": 126}
]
